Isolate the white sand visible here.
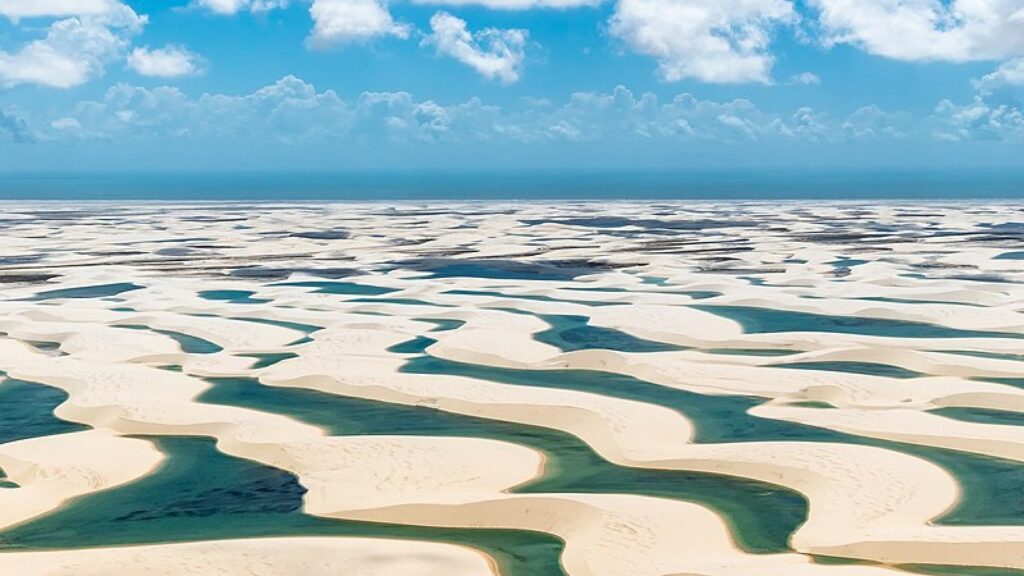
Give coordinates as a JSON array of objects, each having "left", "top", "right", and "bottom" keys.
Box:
[
  {"left": 2, "top": 201, "right": 1024, "bottom": 574},
  {"left": 0, "top": 538, "right": 495, "bottom": 575},
  {"left": 0, "top": 430, "right": 163, "bottom": 530}
]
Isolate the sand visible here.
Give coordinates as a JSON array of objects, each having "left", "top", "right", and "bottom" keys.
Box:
[
  {"left": 0, "top": 538, "right": 495, "bottom": 575},
  {"left": 1, "top": 201, "right": 1023, "bottom": 574}
]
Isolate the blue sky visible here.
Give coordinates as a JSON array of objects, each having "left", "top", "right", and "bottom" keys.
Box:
[{"left": 1, "top": 0, "right": 1023, "bottom": 171}]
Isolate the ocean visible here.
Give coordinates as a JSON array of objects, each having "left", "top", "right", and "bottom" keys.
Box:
[{"left": 1, "top": 170, "right": 1022, "bottom": 200}]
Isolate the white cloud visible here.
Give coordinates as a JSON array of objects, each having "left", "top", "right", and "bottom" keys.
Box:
[
  {"left": 791, "top": 72, "right": 821, "bottom": 85},
  {"left": 308, "top": 0, "right": 409, "bottom": 46},
  {"left": 923, "top": 50, "right": 1024, "bottom": 142},
  {"left": 841, "top": 105, "right": 914, "bottom": 140},
  {"left": 609, "top": 0, "right": 796, "bottom": 84},
  {"left": 128, "top": 45, "right": 205, "bottom": 77},
  {"left": 192, "top": 0, "right": 289, "bottom": 15},
  {"left": 21, "top": 73, "right": 1024, "bottom": 146},
  {"left": 411, "top": 0, "right": 600, "bottom": 9},
  {"left": 58, "top": 76, "right": 352, "bottom": 142},
  {"left": 38, "top": 75, "right": 934, "bottom": 145},
  {"left": 534, "top": 86, "right": 811, "bottom": 142},
  {"left": 424, "top": 12, "right": 527, "bottom": 84},
  {"left": 0, "top": 0, "right": 121, "bottom": 20},
  {"left": 809, "top": 0, "right": 1024, "bottom": 62},
  {"left": 933, "top": 97, "right": 1024, "bottom": 141},
  {"left": 978, "top": 57, "right": 1024, "bottom": 90},
  {"left": 0, "top": 4, "right": 146, "bottom": 88},
  {"left": 353, "top": 91, "right": 502, "bottom": 141}
]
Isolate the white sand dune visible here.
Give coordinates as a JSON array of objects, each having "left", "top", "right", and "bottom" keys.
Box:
[
  {"left": 0, "top": 429, "right": 163, "bottom": 531},
  {"left": 2, "top": 201, "right": 1024, "bottom": 574},
  {"left": 0, "top": 538, "right": 496, "bottom": 576},
  {"left": 0, "top": 311, "right": 919, "bottom": 575}
]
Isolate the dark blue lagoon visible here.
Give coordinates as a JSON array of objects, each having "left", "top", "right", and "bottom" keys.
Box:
[{"left": 27, "top": 283, "right": 143, "bottom": 301}]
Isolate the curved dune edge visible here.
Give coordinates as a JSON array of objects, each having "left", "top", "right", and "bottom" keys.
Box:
[
  {"left": 548, "top": 347, "right": 1024, "bottom": 438},
  {"left": 1, "top": 309, "right": 306, "bottom": 355},
  {"left": 421, "top": 306, "right": 1024, "bottom": 431},
  {"left": 333, "top": 494, "right": 910, "bottom": 576},
  {"left": 752, "top": 403, "right": 1024, "bottom": 463},
  {"left": 405, "top": 304, "right": 1024, "bottom": 478},
  {"left": 263, "top": 370, "right": 974, "bottom": 569},
  {"left": 0, "top": 322, "right": 924, "bottom": 575},
  {"left": 0, "top": 321, "right": 181, "bottom": 362},
  {"left": 0, "top": 537, "right": 496, "bottom": 576},
  {"left": 0, "top": 429, "right": 163, "bottom": 531},
  {"left": 256, "top": 323, "right": 1024, "bottom": 570},
  {"left": 421, "top": 295, "right": 1024, "bottom": 355},
  {"left": 0, "top": 307, "right": 1011, "bottom": 569},
  {"left": 0, "top": 341, "right": 530, "bottom": 572},
  {"left": 0, "top": 339, "right": 912, "bottom": 576},
  {"left": 307, "top": 298, "right": 1024, "bottom": 416}
]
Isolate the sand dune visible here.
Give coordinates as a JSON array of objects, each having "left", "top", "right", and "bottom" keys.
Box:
[
  {"left": 2, "top": 201, "right": 1024, "bottom": 574},
  {"left": 0, "top": 430, "right": 162, "bottom": 530},
  {"left": 0, "top": 538, "right": 495, "bottom": 576}
]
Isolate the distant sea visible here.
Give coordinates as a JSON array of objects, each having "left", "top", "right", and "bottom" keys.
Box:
[{"left": 0, "top": 170, "right": 1022, "bottom": 201}]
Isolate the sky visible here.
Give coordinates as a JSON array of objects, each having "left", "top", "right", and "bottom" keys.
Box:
[{"left": 0, "top": 0, "right": 1023, "bottom": 172}]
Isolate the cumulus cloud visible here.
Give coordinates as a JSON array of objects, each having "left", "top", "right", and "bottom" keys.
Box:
[
  {"left": 192, "top": 0, "right": 290, "bottom": 14},
  {"left": 424, "top": 12, "right": 527, "bottom": 84},
  {"left": 841, "top": 105, "right": 915, "bottom": 140},
  {"left": 931, "top": 59, "right": 1024, "bottom": 142},
  {"left": 37, "top": 75, "right": 942, "bottom": 146},
  {"left": 127, "top": 45, "right": 205, "bottom": 77},
  {"left": 0, "top": 0, "right": 122, "bottom": 20},
  {"left": 308, "top": 0, "right": 409, "bottom": 46},
  {"left": 352, "top": 90, "right": 503, "bottom": 141},
  {"left": 411, "top": 0, "right": 600, "bottom": 9},
  {"left": 609, "top": 0, "right": 796, "bottom": 84},
  {"left": 52, "top": 76, "right": 494, "bottom": 144},
  {"left": 0, "top": 110, "right": 33, "bottom": 142},
  {"left": 58, "top": 76, "right": 350, "bottom": 142},
  {"left": 528, "top": 86, "right": 870, "bottom": 142},
  {"left": 809, "top": 0, "right": 1024, "bottom": 62},
  {"left": 0, "top": 4, "right": 146, "bottom": 88},
  {"left": 932, "top": 98, "right": 1024, "bottom": 141},
  {"left": 978, "top": 57, "right": 1024, "bottom": 91}
]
